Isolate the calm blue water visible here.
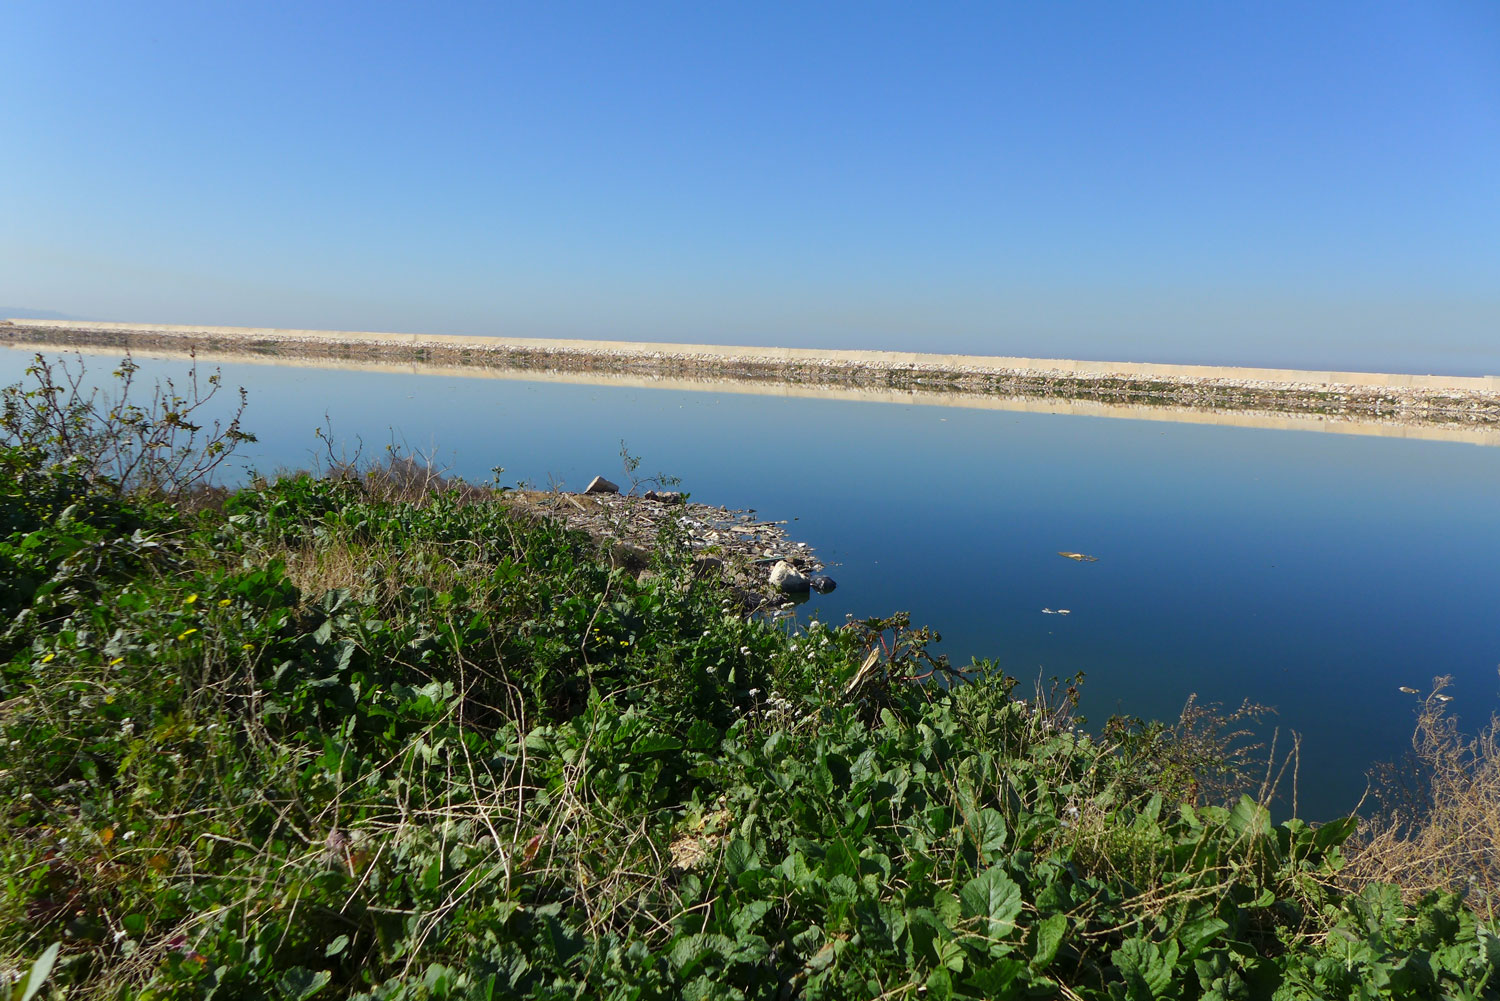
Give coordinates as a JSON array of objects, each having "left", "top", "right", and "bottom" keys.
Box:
[{"left": 6, "top": 349, "right": 1499, "bottom": 818}]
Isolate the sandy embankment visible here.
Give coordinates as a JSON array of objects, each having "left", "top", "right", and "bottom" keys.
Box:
[{"left": 4, "top": 319, "right": 1500, "bottom": 446}]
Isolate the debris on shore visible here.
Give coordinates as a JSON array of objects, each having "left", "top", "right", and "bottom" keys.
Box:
[{"left": 502, "top": 485, "right": 835, "bottom": 612}]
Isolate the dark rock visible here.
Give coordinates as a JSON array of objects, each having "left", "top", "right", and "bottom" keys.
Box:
[
  {"left": 692, "top": 555, "right": 724, "bottom": 579},
  {"left": 807, "top": 575, "right": 837, "bottom": 594},
  {"left": 609, "top": 542, "right": 650, "bottom": 573},
  {"left": 585, "top": 475, "right": 620, "bottom": 494}
]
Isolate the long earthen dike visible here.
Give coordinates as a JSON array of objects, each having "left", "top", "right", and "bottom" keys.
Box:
[{"left": 5, "top": 319, "right": 1500, "bottom": 446}]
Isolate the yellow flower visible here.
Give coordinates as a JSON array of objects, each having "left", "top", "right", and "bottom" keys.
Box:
[
  {"left": 242, "top": 643, "right": 254, "bottom": 651},
  {"left": 177, "top": 628, "right": 198, "bottom": 641},
  {"left": 41, "top": 653, "right": 55, "bottom": 664},
  {"left": 109, "top": 657, "right": 124, "bottom": 666},
  {"left": 183, "top": 594, "right": 198, "bottom": 606},
  {"left": 104, "top": 694, "right": 116, "bottom": 704},
  {"left": 218, "top": 598, "right": 231, "bottom": 607}
]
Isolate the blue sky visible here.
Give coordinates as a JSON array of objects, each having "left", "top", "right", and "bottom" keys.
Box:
[{"left": 3, "top": 1, "right": 1498, "bottom": 371}]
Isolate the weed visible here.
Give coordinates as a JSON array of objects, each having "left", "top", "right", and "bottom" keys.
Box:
[{"left": 1345, "top": 675, "right": 1500, "bottom": 924}]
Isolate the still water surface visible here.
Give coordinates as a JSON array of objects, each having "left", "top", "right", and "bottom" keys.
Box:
[{"left": 5, "top": 349, "right": 1498, "bottom": 818}]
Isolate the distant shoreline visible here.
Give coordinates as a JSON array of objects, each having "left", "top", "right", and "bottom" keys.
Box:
[{"left": 5, "top": 318, "right": 1500, "bottom": 441}]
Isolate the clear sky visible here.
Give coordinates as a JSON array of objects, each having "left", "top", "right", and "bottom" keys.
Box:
[{"left": 3, "top": 1, "right": 1498, "bottom": 372}]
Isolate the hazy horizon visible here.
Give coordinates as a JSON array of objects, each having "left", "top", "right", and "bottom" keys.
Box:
[{"left": 4, "top": 2, "right": 1498, "bottom": 375}]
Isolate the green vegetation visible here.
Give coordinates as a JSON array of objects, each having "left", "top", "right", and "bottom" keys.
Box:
[{"left": 1, "top": 357, "right": 1497, "bottom": 999}]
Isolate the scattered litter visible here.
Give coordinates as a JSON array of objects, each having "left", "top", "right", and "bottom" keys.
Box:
[
  {"left": 1056, "top": 609, "right": 1071, "bottom": 615},
  {"left": 1398, "top": 686, "right": 1419, "bottom": 694},
  {"left": 502, "top": 488, "right": 830, "bottom": 612},
  {"left": 1434, "top": 694, "right": 1454, "bottom": 703},
  {"left": 1058, "top": 551, "right": 1098, "bottom": 563},
  {"left": 1041, "top": 608, "right": 1055, "bottom": 614}
]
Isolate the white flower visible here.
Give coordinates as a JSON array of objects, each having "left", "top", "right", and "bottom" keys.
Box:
[
  {"left": 739, "top": 646, "right": 751, "bottom": 655},
  {"left": 748, "top": 688, "right": 760, "bottom": 697}
]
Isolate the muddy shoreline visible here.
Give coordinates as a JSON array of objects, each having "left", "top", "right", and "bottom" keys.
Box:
[{"left": 6, "top": 319, "right": 1500, "bottom": 433}]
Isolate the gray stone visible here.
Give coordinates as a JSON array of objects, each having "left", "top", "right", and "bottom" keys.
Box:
[
  {"left": 644, "top": 489, "right": 685, "bottom": 504},
  {"left": 584, "top": 475, "right": 619, "bottom": 494},
  {"left": 768, "top": 560, "right": 810, "bottom": 593},
  {"left": 608, "top": 542, "right": 650, "bottom": 573}
]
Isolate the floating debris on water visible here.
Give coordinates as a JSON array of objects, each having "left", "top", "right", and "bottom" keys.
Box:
[
  {"left": 1434, "top": 694, "right": 1453, "bottom": 703},
  {"left": 1058, "top": 551, "right": 1098, "bottom": 562},
  {"left": 1398, "top": 686, "right": 1419, "bottom": 694},
  {"left": 1056, "top": 609, "right": 1071, "bottom": 615},
  {"left": 1041, "top": 608, "right": 1055, "bottom": 614}
]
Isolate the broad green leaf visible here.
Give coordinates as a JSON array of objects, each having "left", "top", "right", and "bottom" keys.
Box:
[
  {"left": 935, "top": 888, "right": 963, "bottom": 927},
  {"left": 1031, "top": 913, "right": 1067, "bottom": 969},
  {"left": 826, "top": 874, "right": 858, "bottom": 901},
  {"left": 1227, "top": 796, "right": 1271, "bottom": 839},
  {"left": 1178, "top": 916, "right": 1228, "bottom": 959},
  {"left": 968, "top": 957, "right": 1026, "bottom": 994},
  {"left": 1112, "top": 938, "right": 1172, "bottom": 999},
  {"left": 276, "top": 967, "right": 332, "bottom": 1001},
  {"left": 421, "top": 856, "right": 443, "bottom": 893},
  {"left": 731, "top": 900, "right": 772, "bottom": 938},
  {"left": 632, "top": 732, "right": 683, "bottom": 754},
  {"left": 960, "top": 867, "right": 1023, "bottom": 942},
  {"left": 725, "top": 838, "right": 756, "bottom": 876},
  {"left": 1312, "top": 816, "right": 1357, "bottom": 852},
  {"left": 970, "top": 808, "right": 1008, "bottom": 857}
]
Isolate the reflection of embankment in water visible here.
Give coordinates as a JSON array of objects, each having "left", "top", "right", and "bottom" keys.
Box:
[{"left": 9, "top": 338, "right": 1499, "bottom": 449}]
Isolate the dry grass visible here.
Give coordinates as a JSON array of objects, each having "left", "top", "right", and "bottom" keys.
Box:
[
  {"left": 319, "top": 452, "right": 498, "bottom": 506},
  {"left": 1343, "top": 675, "right": 1500, "bottom": 923},
  {"left": 277, "top": 540, "right": 382, "bottom": 599}
]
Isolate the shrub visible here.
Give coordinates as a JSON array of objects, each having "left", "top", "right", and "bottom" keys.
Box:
[{"left": 0, "top": 352, "right": 254, "bottom": 500}]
